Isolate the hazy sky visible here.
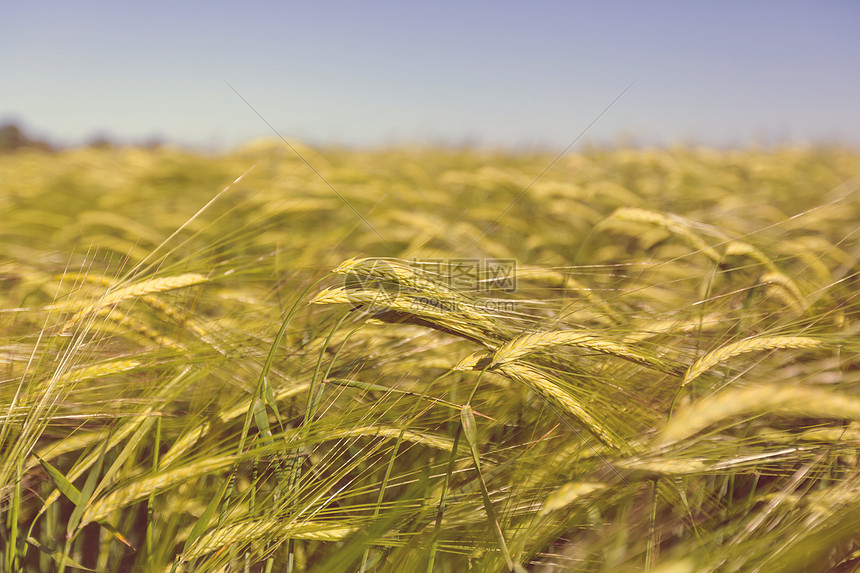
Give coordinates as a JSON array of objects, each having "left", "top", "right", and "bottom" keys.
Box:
[{"left": 3, "top": 1, "right": 858, "bottom": 149}]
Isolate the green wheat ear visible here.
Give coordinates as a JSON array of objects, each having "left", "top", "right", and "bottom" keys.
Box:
[{"left": 2, "top": 143, "right": 858, "bottom": 572}]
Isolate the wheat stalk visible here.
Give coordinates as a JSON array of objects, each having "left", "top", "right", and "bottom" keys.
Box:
[
  {"left": 490, "top": 329, "right": 684, "bottom": 375},
  {"left": 312, "top": 286, "right": 503, "bottom": 345},
  {"left": 82, "top": 455, "right": 237, "bottom": 525},
  {"left": 604, "top": 207, "right": 722, "bottom": 263},
  {"left": 60, "top": 273, "right": 208, "bottom": 333},
  {"left": 540, "top": 481, "right": 607, "bottom": 514},
  {"left": 759, "top": 272, "right": 809, "bottom": 312},
  {"left": 621, "top": 313, "right": 724, "bottom": 343},
  {"left": 661, "top": 385, "right": 860, "bottom": 445},
  {"left": 497, "top": 362, "right": 626, "bottom": 450},
  {"left": 724, "top": 240, "right": 779, "bottom": 273},
  {"left": 184, "top": 520, "right": 357, "bottom": 559},
  {"left": 683, "top": 335, "right": 823, "bottom": 386}
]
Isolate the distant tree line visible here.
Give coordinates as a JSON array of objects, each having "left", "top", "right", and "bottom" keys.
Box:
[
  {"left": 0, "top": 122, "right": 55, "bottom": 152},
  {"left": 0, "top": 121, "right": 165, "bottom": 153}
]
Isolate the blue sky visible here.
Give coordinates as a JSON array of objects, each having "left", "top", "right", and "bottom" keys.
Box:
[{"left": 2, "top": 1, "right": 858, "bottom": 149}]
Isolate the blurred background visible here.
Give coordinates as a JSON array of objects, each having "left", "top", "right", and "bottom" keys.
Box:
[{"left": 2, "top": 0, "right": 858, "bottom": 151}]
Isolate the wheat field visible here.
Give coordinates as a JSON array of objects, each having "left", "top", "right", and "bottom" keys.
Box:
[{"left": 1, "top": 141, "right": 859, "bottom": 572}]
